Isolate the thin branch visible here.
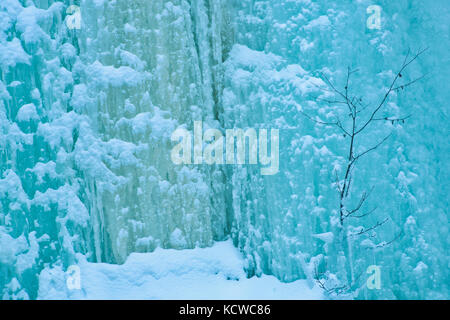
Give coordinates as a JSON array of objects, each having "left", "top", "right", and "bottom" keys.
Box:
[
  {"left": 320, "top": 73, "right": 347, "bottom": 102},
  {"left": 402, "top": 48, "right": 411, "bottom": 67},
  {"left": 344, "top": 187, "right": 374, "bottom": 218},
  {"left": 336, "top": 119, "right": 351, "bottom": 136},
  {"left": 315, "top": 97, "right": 348, "bottom": 105},
  {"left": 368, "top": 230, "right": 404, "bottom": 249},
  {"left": 311, "top": 82, "right": 336, "bottom": 94},
  {"left": 353, "top": 134, "right": 392, "bottom": 162},
  {"left": 351, "top": 218, "right": 389, "bottom": 237},
  {"left": 348, "top": 206, "right": 378, "bottom": 219},
  {"left": 373, "top": 115, "right": 412, "bottom": 122},
  {"left": 298, "top": 110, "right": 351, "bottom": 136},
  {"left": 392, "top": 74, "right": 428, "bottom": 91},
  {"left": 356, "top": 102, "right": 371, "bottom": 114},
  {"left": 356, "top": 48, "right": 428, "bottom": 135}
]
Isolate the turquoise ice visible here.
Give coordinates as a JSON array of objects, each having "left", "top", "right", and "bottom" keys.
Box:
[{"left": 0, "top": 0, "right": 448, "bottom": 299}]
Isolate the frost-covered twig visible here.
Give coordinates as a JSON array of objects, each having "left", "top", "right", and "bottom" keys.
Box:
[{"left": 300, "top": 47, "right": 427, "bottom": 296}]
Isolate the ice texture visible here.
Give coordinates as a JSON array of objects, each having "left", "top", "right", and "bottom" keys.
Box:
[{"left": 0, "top": 0, "right": 448, "bottom": 299}]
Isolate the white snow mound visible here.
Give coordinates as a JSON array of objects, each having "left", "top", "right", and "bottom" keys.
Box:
[{"left": 38, "top": 240, "right": 324, "bottom": 300}]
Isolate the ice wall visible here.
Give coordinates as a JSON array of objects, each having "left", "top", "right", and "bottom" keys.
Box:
[
  {"left": 223, "top": 0, "right": 449, "bottom": 299},
  {"left": 0, "top": 0, "right": 448, "bottom": 300},
  {"left": 0, "top": 0, "right": 233, "bottom": 299}
]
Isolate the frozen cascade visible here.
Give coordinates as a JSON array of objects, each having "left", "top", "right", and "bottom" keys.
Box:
[
  {"left": 0, "top": 0, "right": 233, "bottom": 299},
  {"left": 222, "top": 0, "right": 448, "bottom": 299},
  {"left": 0, "top": 0, "right": 448, "bottom": 299}
]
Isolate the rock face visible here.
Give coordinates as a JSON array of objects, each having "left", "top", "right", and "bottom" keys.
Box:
[{"left": 0, "top": 0, "right": 448, "bottom": 299}]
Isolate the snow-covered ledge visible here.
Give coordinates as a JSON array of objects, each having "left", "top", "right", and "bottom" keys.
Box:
[{"left": 37, "top": 240, "right": 324, "bottom": 300}]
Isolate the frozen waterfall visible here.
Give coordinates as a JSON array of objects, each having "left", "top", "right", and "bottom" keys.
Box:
[{"left": 0, "top": 0, "right": 448, "bottom": 300}]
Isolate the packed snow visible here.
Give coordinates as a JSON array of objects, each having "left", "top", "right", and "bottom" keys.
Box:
[{"left": 38, "top": 240, "right": 324, "bottom": 300}]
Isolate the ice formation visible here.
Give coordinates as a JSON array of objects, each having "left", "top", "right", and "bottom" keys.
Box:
[{"left": 0, "top": 0, "right": 448, "bottom": 299}]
